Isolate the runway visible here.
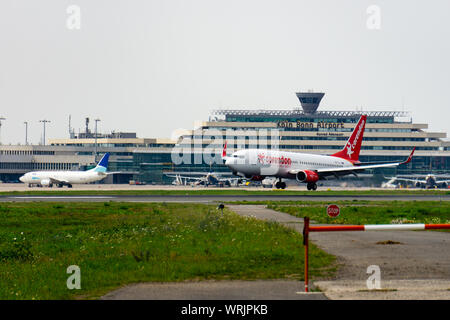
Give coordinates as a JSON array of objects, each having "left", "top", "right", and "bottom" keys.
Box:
[{"left": 1, "top": 194, "right": 449, "bottom": 203}]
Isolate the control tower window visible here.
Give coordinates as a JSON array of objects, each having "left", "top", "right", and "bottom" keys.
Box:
[{"left": 300, "top": 97, "right": 319, "bottom": 104}]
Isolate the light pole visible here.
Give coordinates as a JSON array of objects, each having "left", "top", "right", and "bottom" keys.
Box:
[
  {"left": 39, "top": 119, "right": 50, "bottom": 146},
  {"left": 24, "top": 121, "right": 28, "bottom": 145},
  {"left": 94, "top": 118, "right": 101, "bottom": 160},
  {"left": 0, "top": 117, "right": 5, "bottom": 145}
]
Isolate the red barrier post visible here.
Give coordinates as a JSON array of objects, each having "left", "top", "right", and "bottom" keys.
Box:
[
  {"left": 301, "top": 220, "right": 450, "bottom": 293},
  {"left": 303, "top": 217, "right": 310, "bottom": 292}
]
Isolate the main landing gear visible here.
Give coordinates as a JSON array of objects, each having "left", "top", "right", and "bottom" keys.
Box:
[
  {"left": 55, "top": 184, "right": 72, "bottom": 188},
  {"left": 307, "top": 182, "right": 317, "bottom": 191},
  {"left": 275, "top": 179, "right": 286, "bottom": 189}
]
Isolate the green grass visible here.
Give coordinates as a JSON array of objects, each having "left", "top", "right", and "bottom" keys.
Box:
[
  {"left": 266, "top": 201, "right": 450, "bottom": 226},
  {"left": 0, "top": 202, "right": 335, "bottom": 300},
  {"left": 0, "top": 188, "right": 449, "bottom": 196}
]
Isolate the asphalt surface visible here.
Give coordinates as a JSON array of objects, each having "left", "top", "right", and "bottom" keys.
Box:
[
  {"left": 0, "top": 184, "right": 435, "bottom": 191},
  {"left": 314, "top": 279, "right": 450, "bottom": 300},
  {"left": 2, "top": 194, "right": 449, "bottom": 203},
  {"left": 102, "top": 280, "right": 326, "bottom": 300}
]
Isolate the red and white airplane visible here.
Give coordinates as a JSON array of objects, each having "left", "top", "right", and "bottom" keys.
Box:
[{"left": 223, "top": 115, "right": 415, "bottom": 190}]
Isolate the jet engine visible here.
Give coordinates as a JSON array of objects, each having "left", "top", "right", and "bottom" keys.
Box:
[
  {"left": 40, "top": 179, "right": 51, "bottom": 187},
  {"left": 296, "top": 170, "right": 319, "bottom": 183}
]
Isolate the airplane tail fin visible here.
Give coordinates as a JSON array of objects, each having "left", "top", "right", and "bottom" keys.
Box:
[
  {"left": 90, "top": 153, "right": 110, "bottom": 173},
  {"left": 331, "top": 115, "right": 367, "bottom": 162},
  {"left": 222, "top": 141, "right": 228, "bottom": 160}
]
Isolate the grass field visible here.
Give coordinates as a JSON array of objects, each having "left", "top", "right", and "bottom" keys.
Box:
[
  {"left": 266, "top": 200, "right": 450, "bottom": 226},
  {"left": 0, "top": 202, "right": 335, "bottom": 300},
  {"left": 0, "top": 188, "right": 449, "bottom": 196}
]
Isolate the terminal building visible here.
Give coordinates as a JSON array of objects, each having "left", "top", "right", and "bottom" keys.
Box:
[
  {"left": 0, "top": 92, "right": 449, "bottom": 185},
  {"left": 134, "top": 92, "right": 450, "bottom": 184}
]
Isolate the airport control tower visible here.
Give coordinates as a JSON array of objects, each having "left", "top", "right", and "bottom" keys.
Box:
[{"left": 295, "top": 92, "right": 325, "bottom": 114}]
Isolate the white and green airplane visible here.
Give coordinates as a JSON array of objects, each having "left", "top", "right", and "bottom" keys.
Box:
[{"left": 19, "top": 153, "right": 110, "bottom": 188}]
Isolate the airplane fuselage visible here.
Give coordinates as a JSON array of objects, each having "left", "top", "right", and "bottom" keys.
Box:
[
  {"left": 19, "top": 152, "right": 110, "bottom": 187},
  {"left": 19, "top": 171, "right": 106, "bottom": 186},
  {"left": 225, "top": 149, "right": 353, "bottom": 179}
]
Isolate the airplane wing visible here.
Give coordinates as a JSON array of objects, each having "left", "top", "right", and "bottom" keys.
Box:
[
  {"left": 392, "top": 177, "right": 426, "bottom": 184},
  {"left": 314, "top": 162, "right": 408, "bottom": 178},
  {"left": 221, "top": 176, "right": 242, "bottom": 181},
  {"left": 165, "top": 172, "right": 236, "bottom": 178},
  {"left": 48, "top": 177, "right": 70, "bottom": 185},
  {"left": 289, "top": 148, "right": 415, "bottom": 178},
  {"left": 164, "top": 174, "right": 204, "bottom": 181}
]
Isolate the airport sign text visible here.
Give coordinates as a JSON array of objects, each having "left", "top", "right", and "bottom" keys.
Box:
[{"left": 277, "top": 121, "right": 345, "bottom": 129}]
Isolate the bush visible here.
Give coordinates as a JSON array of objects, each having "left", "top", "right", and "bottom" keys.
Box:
[{"left": 0, "top": 238, "right": 34, "bottom": 262}]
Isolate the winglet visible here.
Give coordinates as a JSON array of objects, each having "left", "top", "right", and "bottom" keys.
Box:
[{"left": 401, "top": 147, "right": 415, "bottom": 165}]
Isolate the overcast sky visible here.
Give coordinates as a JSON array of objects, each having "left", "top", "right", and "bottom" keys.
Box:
[{"left": 1, "top": 0, "right": 449, "bottom": 145}]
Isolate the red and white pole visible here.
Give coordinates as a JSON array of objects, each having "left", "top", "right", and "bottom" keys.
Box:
[
  {"left": 309, "top": 223, "right": 450, "bottom": 232},
  {"left": 303, "top": 217, "right": 310, "bottom": 293},
  {"left": 302, "top": 219, "right": 450, "bottom": 293}
]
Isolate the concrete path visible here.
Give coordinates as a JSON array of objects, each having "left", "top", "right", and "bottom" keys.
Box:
[
  {"left": 314, "top": 280, "right": 450, "bottom": 300},
  {"left": 102, "top": 280, "right": 325, "bottom": 300}
]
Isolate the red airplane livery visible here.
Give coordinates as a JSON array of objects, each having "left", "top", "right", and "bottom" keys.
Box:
[{"left": 222, "top": 115, "right": 415, "bottom": 190}]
